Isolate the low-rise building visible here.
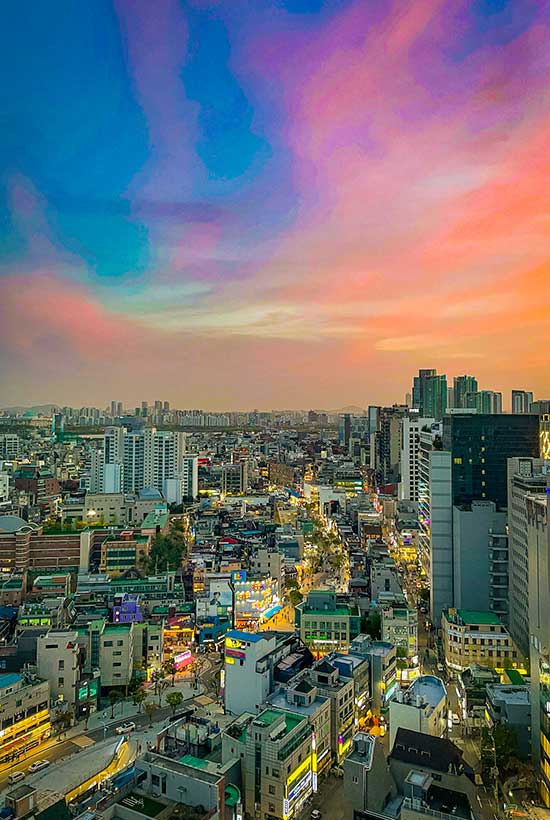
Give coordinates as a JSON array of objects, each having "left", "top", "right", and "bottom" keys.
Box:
[
  {"left": 485, "top": 683, "right": 531, "bottom": 760},
  {"left": 229, "top": 707, "right": 315, "bottom": 820},
  {"left": 0, "top": 672, "right": 50, "bottom": 765},
  {"left": 350, "top": 635, "right": 398, "bottom": 717},
  {"left": 389, "top": 675, "right": 447, "bottom": 748},
  {"left": 36, "top": 630, "right": 81, "bottom": 707},
  {"left": 442, "top": 609, "right": 527, "bottom": 675},
  {"left": 223, "top": 629, "right": 311, "bottom": 716},
  {"left": 99, "top": 530, "right": 151, "bottom": 577},
  {"left": 295, "top": 589, "right": 361, "bottom": 653},
  {"left": 267, "top": 677, "right": 332, "bottom": 778}
]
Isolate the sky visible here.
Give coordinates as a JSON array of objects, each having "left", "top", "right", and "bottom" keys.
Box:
[{"left": 1, "top": 0, "right": 549, "bottom": 410}]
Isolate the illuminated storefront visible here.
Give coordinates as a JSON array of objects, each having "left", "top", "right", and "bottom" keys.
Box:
[
  {"left": 163, "top": 615, "right": 195, "bottom": 658},
  {"left": 234, "top": 577, "right": 279, "bottom": 627}
]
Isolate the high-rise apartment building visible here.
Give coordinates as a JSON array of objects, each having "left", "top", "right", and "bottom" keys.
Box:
[
  {"left": 371, "top": 405, "right": 408, "bottom": 485},
  {"left": 399, "top": 415, "right": 435, "bottom": 502},
  {"left": 0, "top": 434, "right": 20, "bottom": 460},
  {"left": 507, "top": 457, "right": 548, "bottom": 656},
  {"left": 467, "top": 389, "right": 502, "bottom": 414},
  {"left": 512, "top": 389, "right": 534, "bottom": 414},
  {"left": 91, "top": 427, "right": 191, "bottom": 503},
  {"left": 453, "top": 375, "right": 478, "bottom": 409},
  {"left": 412, "top": 369, "right": 447, "bottom": 420}
]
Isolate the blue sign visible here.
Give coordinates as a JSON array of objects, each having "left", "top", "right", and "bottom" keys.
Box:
[{"left": 231, "top": 570, "right": 247, "bottom": 583}]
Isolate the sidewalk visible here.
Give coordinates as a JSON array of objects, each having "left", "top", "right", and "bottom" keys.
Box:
[{"left": 84, "top": 676, "right": 203, "bottom": 733}]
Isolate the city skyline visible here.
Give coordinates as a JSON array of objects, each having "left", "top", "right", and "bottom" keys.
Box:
[{"left": 2, "top": 1, "right": 550, "bottom": 407}]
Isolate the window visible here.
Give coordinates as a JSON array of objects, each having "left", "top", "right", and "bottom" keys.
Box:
[
  {"left": 59, "top": 660, "right": 64, "bottom": 670},
  {"left": 104, "top": 640, "right": 113, "bottom": 647},
  {"left": 353, "top": 776, "right": 359, "bottom": 784},
  {"left": 58, "top": 678, "right": 64, "bottom": 686},
  {"left": 117, "top": 640, "right": 124, "bottom": 647},
  {"left": 269, "top": 785, "right": 275, "bottom": 795},
  {"left": 269, "top": 804, "right": 275, "bottom": 812}
]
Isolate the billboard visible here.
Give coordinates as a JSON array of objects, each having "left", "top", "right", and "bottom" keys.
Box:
[{"left": 197, "top": 577, "right": 233, "bottom": 618}]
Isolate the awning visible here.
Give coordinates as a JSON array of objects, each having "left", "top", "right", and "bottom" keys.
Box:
[{"left": 261, "top": 604, "right": 283, "bottom": 621}]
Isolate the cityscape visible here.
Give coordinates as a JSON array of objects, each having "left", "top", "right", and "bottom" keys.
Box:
[
  {"left": 0, "top": 377, "right": 549, "bottom": 820},
  {"left": 2, "top": 3, "right": 550, "bottom": 820}
]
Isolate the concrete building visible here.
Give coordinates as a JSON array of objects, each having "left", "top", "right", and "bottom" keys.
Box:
[
  {"left": 77, "top": 620, "right": 135, "bottom": 691},
  {"left": 221, "top": 462, "right": 248, "bottom": 495},
  {"left": 389, "top": 675, "right": 447, "bottom": 748},
  {"left": 412, "top": 369, "right": 447, "bottom": 420},
  {"left": 485, "top": 683, "right": 531, "bottom": 760},
  {"left": 36, "top": 630, "right": 81, "bottom": 707},
  {"left": 226, "top": 708, "right": 315, "bottom": 820},
  {"left": 0, "top": 672, "right": 50, "bottom": 764},
  {"left": 343, "top": 732, "right": 395, "bottom": 819},
  {"left": 91, "top": 426, "right": 188, "bottom": 501},
  {"left": 61, "top": 489, "right": 168, "bottom": 527},
  {"left": 507, "top": 457, "right": 548, "bottom": 655},
  {"left": 527, "top": 493, "right": 550, "bottom": 805},
  {"left": 350, "top": 635, "right": 397, "bottom": 717},
  {"left": 418, "top": 430, "right": 453, "bottom": 623},
  {"left": 327, "top": 652, "right": 371, "bottom": 726},
  {"left": 267, "top": 678, "right": 332, "bottom": 778},
  {"left": 0, "top": 433, "right": 21, "bottom": 460},
  {"left": 136, "top": 749, "right": 239, "bottom": 819},
  {"left": 452, "top": 500, "right": 508, "bottom": 620},
  {"left": 399, "top": 416, "right": 435, "bottom": 503},
  {"left": 381, "top": 602, "right": 418, "bottom": 663},
  {"left": 295, "top": 589, "right": 361, "bottom": 653},
  {"left": 99, "top": 530, "right": 151, "bottom": 577},
  {"left": 442, "top": 609, "right": 526, "bottom": 675},
  {"left": 223, "top": 629, "right": 308, "bottom": 716}
]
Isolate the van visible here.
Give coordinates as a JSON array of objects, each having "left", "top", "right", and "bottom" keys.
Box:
[{"left": 8, "top": 771, "right": 26, "bottom": 785}]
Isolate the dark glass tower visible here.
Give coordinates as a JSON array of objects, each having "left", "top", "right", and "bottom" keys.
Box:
[{"left": 442, "top": 413, "right": 540, "bottom": 508}]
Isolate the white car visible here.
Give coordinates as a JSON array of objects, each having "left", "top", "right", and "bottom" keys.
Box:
[
  {"left": 311, "top": 811, "right": 322, "bottom": 820},
  {"left": 115, "top": 721, "right": 136, "bottom": 735},
  {"left": 28, "top": 760, "right": 50, "bottom": 773}
]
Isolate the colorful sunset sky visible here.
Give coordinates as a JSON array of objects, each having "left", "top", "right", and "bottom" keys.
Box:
[{"left": 2, "top": 0, "right": 549, "bottom": 410}]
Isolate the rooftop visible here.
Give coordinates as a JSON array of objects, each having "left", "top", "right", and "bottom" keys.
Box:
[
  {"left": 486, "top": 684, "right": 530, "bottom": 705},
  {"left": 405, "top": 675, "right": 447, "bottom": 708},
  {"left": 225, "top": 629, "right": 265, "bottom": 643},
  {"left": 445, "top": 609, "right": 502, "bottom": 626},
  {"left": 0, "top": 672, "right": 21, "bottom": 689},
  {"left": 253, "top": 708, "right": 305, "bottom": 735}
]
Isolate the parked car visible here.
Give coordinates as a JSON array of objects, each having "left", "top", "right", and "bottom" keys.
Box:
[
  {"left": 451, "top": 713, "right": 460, "bottom": 725},
  {"left": 437, "top": 663, "right": 444, "bottom": 672},
  {"left": 8, "top": 771, "right": 26, "bottom": 784},
  {"left": 311, "top": 811, "right": 322, "bottom": 820},
  {"left": 115, "top": 722, "right": 136, "bottom": 735},
  {"left": 28, "top": 760, "right": 50, "bottom": 774}
]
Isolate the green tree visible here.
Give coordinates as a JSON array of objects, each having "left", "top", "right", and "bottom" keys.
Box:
[
  {"left": 133, "top": 689, "right": 147, "bottom": 714},
  {"left": 362, "top": 611, "right": 381, "bottom": 640},
  {"left": 109, "top": 689, "right": 120, "bottom": 719},
  {"left": 151, "top": 667, "right": 165, "bottom": 695},
  {"left": 289, "top": 589, "right": 303, "bottom": 607},
  {"left": 144, "top": 700, "right": 157, "bottom": 727},
  {"left": 493, "top": 723, "right": 519, "bottom": 773},
  {"left": 163, "top": 658, "right": 178, "bottom": 687},
  {"left": 165, "top": 690, "right": 184, "bottom": 716}
]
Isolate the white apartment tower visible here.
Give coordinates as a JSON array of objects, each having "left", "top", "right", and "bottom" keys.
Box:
[
  {"left": 91, "top": 427, "right": 191, "bottom": 503},
  {"left": 399, "top": 416, "right": 435, "bottom": 503}
]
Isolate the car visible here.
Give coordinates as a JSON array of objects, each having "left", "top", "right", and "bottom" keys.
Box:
[
  {"left": 8, "top": 771, "right": 26, "bottom": 784},
  {"left": 451, "top": 713, "right": 460, "bottom": 725},
  {"left": 28, "top": 760, "right": 50, "bottom": 774},
  {"left": 437, "top": 663, "right": 444, "bottom": 672},
  {"left": 115, "top": 721, "right": 136, "bottom": 735},
  {"left": 311, "top": 811, "right": 322, "bottom": 820}
]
